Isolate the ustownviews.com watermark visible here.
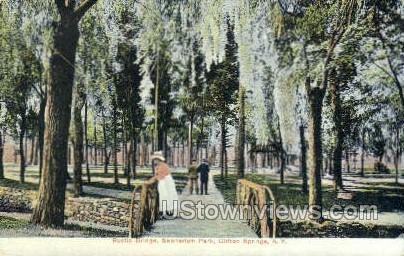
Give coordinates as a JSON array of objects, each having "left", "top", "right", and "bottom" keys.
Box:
[{"left": 160, "top": 200, "right": 378, "bottom": 221}]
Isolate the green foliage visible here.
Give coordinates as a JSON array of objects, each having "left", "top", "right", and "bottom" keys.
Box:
[
  {"left": 368, "top": 124, "right": 386, "bottom": 160},
  {"left": 206, "top": 18, "right": 239, "bottom": 122}
]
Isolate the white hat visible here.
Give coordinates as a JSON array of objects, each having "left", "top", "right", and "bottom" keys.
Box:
[{"left": 151, "top": 151, "right": 166, "bottom": 162}]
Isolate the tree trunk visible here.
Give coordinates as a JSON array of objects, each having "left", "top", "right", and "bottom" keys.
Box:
[
  {"left": 31, "top": 13, "right": 80, "bottom": 227},
  {"left": 306, "top": 78, "right": 325, "bottom": 221},
  {"left": 94, "top": 121, "right": 97, "bottom": 166},
  {"left": 277, "top": 121, "right": 285, "bottom": 184},
  {"left": 163, "top": 131, "right": 168, "bottom": 162},
  {"left": 345, "top": 151, "right": 350, "bottom": 173},
  {"left": 33, "top": 135, "right": 39, "bottom": 165},
  {"left": 131, "top": 134, "right": 137, "bottom": 179},
  {"left": 237, "top": 86, "right": 246, "bottom": 178},
  {"left": 280, "top": 150, "right": 285, "bottom": 184},
  {"left": 72, "top": 84, "right": 85, "bottom": 197},
  {"left": 139, "top": 133, "right": 143, "bottom": 167},
  {"left": 31, "top": 1, "right": 97, "bottom": 227},
  {"left": 38, "top": 94, "right": 46, "bottom": 179},
  {"left": 182, "top": 141, "right": 185, "bottom": 167},
  {"left": 113, "top": 100, "right": 119, "bottom": 184},
  {"left": 122, "top": 143, "right": 126, "bottom": 174},
  {"left": 220, "top": 116, "right": 226, "bottom": 179},
  {"left": 330, "top": 73, "right": 344, "bottom": 190},
  {"left": 122, "top": 122, "right": 130, "bottom": 187},
  {"left": 300, "top": 125, "right": 308, "bottom": 194},
  {"left": 102, "top": 111, "right": 109, "bottom": 174},
  {"left": 84, "top": 99, "right": 90, "bottom": 182},
  {"left": 0, "top": 128, "right": 4, "bottom": 179},
  {"left": 360, "top": 128, "right": 365, "bottom": 177},
  {"left": 29, "top": 136, "right": 35, "bottom": 165},
  {"left": 188, "top": 120, "right": 193, "bottom": 165},
  {"left": 224, "top": 144, "right": 228, "bottom": 178},
  {"left": 19, "top": 107, "right": 27, "bottom": 183},
  {"left": 395, "top": 125, "right": 400, "bottom": 184}
]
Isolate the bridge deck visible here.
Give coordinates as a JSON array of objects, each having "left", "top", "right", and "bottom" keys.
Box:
[{"left": 143, "top": 173, "right": 257, "bottom": 238}]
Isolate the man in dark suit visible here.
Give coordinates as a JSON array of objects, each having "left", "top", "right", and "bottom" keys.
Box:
[{"left": 197, "top": 159, "right": 210, "bottom": 195}]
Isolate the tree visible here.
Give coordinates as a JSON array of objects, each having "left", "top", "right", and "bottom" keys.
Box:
[
  {"left": 206, "top": 18, "right": 239, "bottom": 179},
  {"left": 114, "top": 11, "right": 144, "bottom": 181},
  {"left": 177, "top": 40, "right": 207, "bottom": 165},
  {"left": 72, "top": 82, "right": 86, "bottom": 197},
  {"left": 32, "top": 0, "right": 98, "bottom": 227},
  {"left": 369, "top": 124, "right": 386, "bottom": 165},
  {"left": 369, "top": 0, "right": 404, "bottom": 109}
]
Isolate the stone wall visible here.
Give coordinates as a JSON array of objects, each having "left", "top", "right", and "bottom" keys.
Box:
[
  {"left": 0, "top": 187, "right": 139, "bottom": 227},
  {"left": 0, "top": 187, "right": 33, "bottom": 212},
  {"left": 66, "top": 197, "right": 138, "bottom": 227}
]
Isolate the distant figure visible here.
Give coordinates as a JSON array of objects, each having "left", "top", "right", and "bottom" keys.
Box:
[
  {"left": 151, "top": 151, "right": 178, "bottom": 216},
  {"left": 188, "top": 159, "right": 199, "bottom": 194},
  {"left": 197, "top": 159, "right": 210, "bottom": 195}
]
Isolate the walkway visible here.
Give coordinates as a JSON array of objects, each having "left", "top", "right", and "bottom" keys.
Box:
[{"left": 144, "top": 173, "right": 258, "bottom": 238}]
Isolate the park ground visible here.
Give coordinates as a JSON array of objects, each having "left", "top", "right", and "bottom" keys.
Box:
[{"left": 0, "top": 163, "right": 403, "bottom": 238}]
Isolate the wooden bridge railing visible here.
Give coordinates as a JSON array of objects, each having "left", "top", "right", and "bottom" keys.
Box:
[
  {"left": 236, "top": 179, "right": 276, "bottom": 238},
  {"left": 128, "top": 178, "right": 159, "bottom": 238}
]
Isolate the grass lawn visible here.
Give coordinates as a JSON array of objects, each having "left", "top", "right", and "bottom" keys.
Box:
[
  {"left": 214, "top": 174, "right": 404, "bottom": 212},
  {"left": 214, "top": 173, "right": 404, "bottom": 238}
]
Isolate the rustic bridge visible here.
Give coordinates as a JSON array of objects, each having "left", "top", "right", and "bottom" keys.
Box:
[{"left": 128, "top": 173, "right": 276, "bottom": 238}]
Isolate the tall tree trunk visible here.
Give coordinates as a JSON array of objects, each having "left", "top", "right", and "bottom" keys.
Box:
[
  {"left": 300, "top": 125, "right": 308, "bottom": 194},
  {"left": 38, "top": 95, "right": 46, "bottom": 179},
  {"left": 31, "top": 0, "right": 97, "bottom": 227},
  {"left": 360, "top": 128, "right": 365, "bottom": 177},
  {"left": 306, "top": 78, "right": 325, "bottom": 221},
  {"left": 29, "top": 136, "right": 35, "bottom": 165},
  {"left": 131, "top": 134, "right": 137, "bottom": 179},
  {"left": 224, "top": 144, "right": 228, "bottom": 178},
  {"left": 280, "top": 150, "right": 285, "bottom": 184},
  {"left": 220, "top": 116, "right": 226, "bottom": 179},
  {"left": 345, "top": 151, "right": 350, "bottom": 173},
  {"left": 102, "top": 111, "right": 109, "bottom": 174},
  {"left": 182, "top": 140, "right": 185, "bottom": 167},
  {"left": 33, "top": 136, "right": 39, "bottom": 165},
  {"left": 237, "top": 86, "right": 246, "bottom": 178},
  {"left": 330, "top": 77, "right": 344, "bottom": 190},
  {"left": 122, "top": 122, "right": 130, "bottom": 187},
  {"left": 24, "top": 133, "right": 28, "bottom": 167},
  {"left": 72, "top": 84, "right": 85, "bottom": 197},
  {"left": 278, "top": 121, "right": 285, "bottom": 184},
  {"left": 163, "top": 131, "right": 168, "bottom": 162},
  {"left": 94, "top": 121, "right": 97, "bottom": 166},
  {"left": 19, "top": 107, "right": 27, "bottom": 183},
  {"left": 395, "top": 125, "right": 400, "bottom": 184},
  {"left": 84, "top": 99, "right": 90, "bottom": 183},
  {"left": 188, "top": 120, "right": 193, "bottom": 165},
  {"left": 328, "top": 152, "right": 333, "bottom": 175},
  {"left": 113, "top": 100, "right": 119, "bottom": 184},
  {"left": 122, "top": 143, "right": 126, "bottom": 174},
  {"left": 0, "top": 128, "right": 4, "bottom": 179},
  {"left": 140, "top": 132, "right": 145, "bottom": 167},
  {"left": 38, "top": 93, "right": 46, "bottom": 180}
]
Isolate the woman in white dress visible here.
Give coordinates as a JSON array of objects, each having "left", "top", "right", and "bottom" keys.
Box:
[{"left": 151, "top": 151, "right": 178, "bottom": 217}]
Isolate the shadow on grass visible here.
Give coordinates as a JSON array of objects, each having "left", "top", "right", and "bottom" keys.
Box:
[
  {"left": 277, "top": 220, "right": 404, "bottom": 238},
  {"left": 0, "top": 178, "right": 38, "bottom": 190},
  {"left": 0, "top": 216, "right": 29, "bottom": 229},
  {"left": 63, "top": 223, "right": 127, "bottom": 237}
]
